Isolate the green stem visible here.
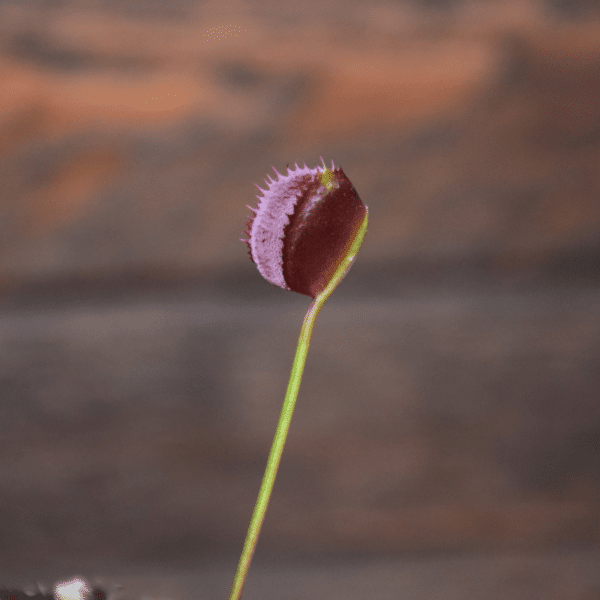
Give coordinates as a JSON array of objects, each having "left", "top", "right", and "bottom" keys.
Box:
[{"left": 229, "top": 210, "right": 368, "bottom": 600}]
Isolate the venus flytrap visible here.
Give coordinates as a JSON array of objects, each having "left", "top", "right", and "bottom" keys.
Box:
[{"left": 230, "top": 158, "right": 368, "bottom": 600}]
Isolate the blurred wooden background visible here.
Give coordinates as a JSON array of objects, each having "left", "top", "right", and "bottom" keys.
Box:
[{"left": 0, "top": 0, "right": 599, "bottom": 597}]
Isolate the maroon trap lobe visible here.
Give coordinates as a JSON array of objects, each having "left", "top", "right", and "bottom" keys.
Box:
[{"left": 242, "top": 158, "right": 368, "bottom": 298}]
